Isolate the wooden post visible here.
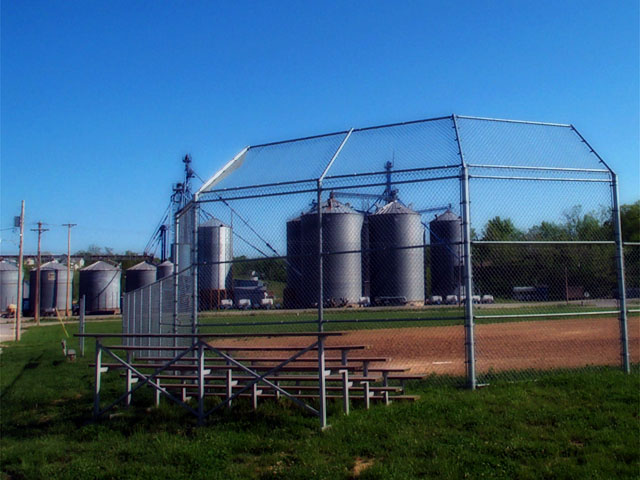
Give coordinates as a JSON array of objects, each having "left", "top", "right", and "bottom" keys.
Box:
[
  {"left": 31, "top": 222, "right": 49, "bottom": 326},
  {"left": 15, "top": 201, "right": 25, "bottom": 341},
  {"left": 62, "top": 223, "right": 76, "bottom": 317}
]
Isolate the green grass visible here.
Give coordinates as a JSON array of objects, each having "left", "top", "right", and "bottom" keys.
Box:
[
  {"left": 196, "top": 303, "right": 634, "bottom": 334},
  {"left": 1, "top": 322, "right": 639, "bottom": 479}
]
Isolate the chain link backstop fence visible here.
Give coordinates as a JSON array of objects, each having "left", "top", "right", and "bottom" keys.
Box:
[{"left": 123, "top": 115, "right": 638, "bottom": 388}]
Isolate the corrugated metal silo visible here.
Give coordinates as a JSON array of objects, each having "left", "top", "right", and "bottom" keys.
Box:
[
  {"left": 79, "top": 261, "right": 121, "bottom": 313},
  {"left": 300, "top": 195, "right": 364, "bottom": 307},
  {"left": 429, "top": 210, "right": 462, "bottom": 298},
  {"left": 284, "top": 216, "right": 303, "bottom": 308},
  {"left": 22, "top": 279, "right": 30, "bottom": 313},
  {"left": 29, "top": 261, "right": 70, "bottom": 314},
  {"left": 369, "top": 201, "right": 425, "bottom": 304},
  {"left": 125, "top": 261, "right": 157, "bottom": 292},
  {"left": 0, "top": 260, "right": 18, "bottom": 311},
  {"left": 156, "top": 260, "right": 174, "bottom": 280},
  {"left": 198, "top": 218, "right": 233, "bottom": 309}
]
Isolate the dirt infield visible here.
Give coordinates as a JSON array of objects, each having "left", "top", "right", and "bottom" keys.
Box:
[{"left": 210, "top": 317, "right": 640, "bottom": 376}]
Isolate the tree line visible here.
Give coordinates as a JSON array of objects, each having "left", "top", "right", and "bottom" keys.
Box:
[
  {"left": 473, "top": 201, "right": 639, "bottom": 300},
  {"left": 229, "top": 202, "right": 639, "bottom": 300}
]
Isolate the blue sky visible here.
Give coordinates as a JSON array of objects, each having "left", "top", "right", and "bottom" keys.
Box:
[{"left": 1, "top": 0, "right": 638, "bottom": 255}]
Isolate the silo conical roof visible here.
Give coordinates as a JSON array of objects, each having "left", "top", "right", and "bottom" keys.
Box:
[
  {"left": 433, "top": 209, "right": 460, "bottom": 222},
  {"left": 373, "top": 201, "right": 419, "bottom": 215},
  {"left": 127, "top": 261, "right": 157, "bottom": 271},
  {"left": 40, "top": 260, "right": 67, "bottom": 270},
  {"left": 200, "top": 218, "right": 228, "bottom": 228},
  {"left": 0, "top": 260, "right": 18, "bottom": 271},
  {"left": 81, "top": 260, "right": 120, "bottom": 271},
  {"left": 305, "top": 196, "right": 357, "bottom": 215}
]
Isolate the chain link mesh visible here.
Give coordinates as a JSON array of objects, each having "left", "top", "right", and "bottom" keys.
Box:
[{"left": 122, "top": 116, "right": 636, "bottom": 387}]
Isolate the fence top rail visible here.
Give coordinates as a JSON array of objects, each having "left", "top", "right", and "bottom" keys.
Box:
[{"left": 75, "top": 332, "right": 344, "bottom": 339}]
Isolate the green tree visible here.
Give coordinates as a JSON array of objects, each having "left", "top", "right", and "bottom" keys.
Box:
[
  {"left": 620, "top": 201, "right": 640, "bottom": 242},
  {"left": 526, "top": 221, "right": 568, "bottom": 241},
  {"left": 482, "top": 217, "right": 523, "bottom": 241}
]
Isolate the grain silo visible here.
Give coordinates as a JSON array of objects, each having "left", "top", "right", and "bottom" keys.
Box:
[
  {"left": 29, "top": 260, "right": 70, "bottom": 314},
  {"left": 156, "top": 260, "right": 174, "bottom": 280},
  {"left": 284, "top": 216, "right": 303, "bottom": 308},
  {"left": 79, "top": 261, "right": 121, "bottom": 314},
  {"left": 429, "top": 210, "right": 462, "bottom": 298},
  {"left": 298, "top": 194, "right": 364, "bottom": 307},
  {"left": 125, "top": 261, "right": 157, "bottom": 292},
  {"left": 0, "top": 260, "right": 18, "bottom": 311},
  {"left": 198, "top": 218, "right": 233, "bottom": 309},
  {"left": 369, "top": 201, "right": 425, "bottom": 304}
]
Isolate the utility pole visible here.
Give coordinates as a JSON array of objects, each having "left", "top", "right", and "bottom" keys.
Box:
[
  {"left": 31, "top": 222, "right": 48, "bottom": 326},
  {"left": 62, "top": 223, "right": 77, "bottom": 316},
  {"left": 15, "top": 201, "right": 25, "bottom": 341}
]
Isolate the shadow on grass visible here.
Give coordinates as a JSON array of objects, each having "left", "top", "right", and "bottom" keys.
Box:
[{"left": 0, "top": 352, "right": 44, "bottom": 400}]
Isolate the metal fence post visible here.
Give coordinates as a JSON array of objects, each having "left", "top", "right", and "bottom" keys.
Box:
[
  {"left": 197, "top": 341, "right": 205, "bottom": 425},
  {"left": 94, "top": 339, "right": 102, "bottom": 418},
  {"left": 461, "top": 165, "right": 477, "bottom": 389},
  {"left": 191, "top": 200, "right": 199, "bottom": 339},
  {"left": 79, "top": 295, "right": 85, "bottom": 357},
  {"left": 317, "top": 179, "right": 327, "bottom": 429},
  {"left": 453, "top": 115, "right": 477, "bottom": 390},
  {"left": 148, "top": 286, "right": 152, "bottom": 350},
  {"left": 317, "top": 180, "right": 324, "bottom": 331},
  {"left": 138, "top": 289, "right": 143, "bottom": 354},
  {"left": 158, "top": 280, "right": 163, "bottom": 358},
  {"left": 173, "top": 212, "right": 180, "bottom": 349},
  {"left": 314, "top": 129, "right": 350, "bottom": 429},
  {"left": 611, "top": 173, "right": 630, "bottom": 373}
]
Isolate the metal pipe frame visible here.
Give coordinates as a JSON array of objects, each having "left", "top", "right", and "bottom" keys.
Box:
[
  {"left": 466, "top": 163, "right": 610, "bottom": 174},
  {"left": 319, "top": 129, "right": 353, "bottom": 181},
  {"left": 610, "top": 173, "right": 630, "bottom": 372},
  {"left": 190, "top": 240, "right": 435, "bottom": 267},
  {"left": 158, "top": 281, "right": 163, "bottom": 357},
  {"left": 94, "top": 339, "right": 197, "bottom": 418},
  {"left": 79, "top": 296, "right": 85, "bottom": 356},
  {"left": 473, "top": 240, "right": 616, "bottom": 245},
  {"left": 198, "top": 173, "right": 460, "bottom": 204},
  {"left": 315, "top": 132, "right": 354, "bottom": 428},
  {"left": 82, "top": 332, "right": 342, "bottom": 425},
  {"left": 173, "top": 212, "right": 180, "bottom": 350},
  {"left": 137, "top": 290, "right": 143, "bottom": 355},
  {"left": 455, "top": 115, "right": 571, "bottom": 128},
  {"left": 191, "top": 201, "right": 199, "bottom": 340},
  {"left": 198, "top": 315, "right": 465, "bottom": 329},
  {"left": 128, "top": 292, "right": 133, "bottom": 346},
  {"left": 249, "top": 115, "right": 453, "bottom": 150},
  {"left": 469, "top": 174, "right": 611, "bottom": 183},
  {"left": 453, "top": 114, "right": 477, "bottom": 390},
  {"left": 569, "top": 125, "right": 615, "bottom": 173},
  {"left": 148, "top": 287, "right": 152, "bottom": 352},
  {"left": 201, "top": 163, "right": 458, "bottom": 199},
  {"left": 564, "top": 125, "right": 629, "bottom": 374},
  {"left": 203, "top": 341, "right": 321, "bottom": 417},
  {"left": 90, "top": 332, "right": 342, "bottom": 339},
  {"left": 317, "top": 180, "right": 327, "bottom": 428},
  {"left": 475, "top": 310, "right": 623, "bottom": 320}
]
